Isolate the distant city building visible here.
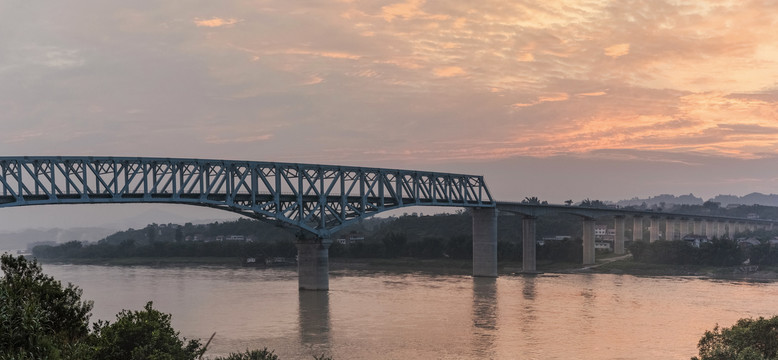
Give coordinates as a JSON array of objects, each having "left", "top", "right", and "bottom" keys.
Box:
[
  {"left": 682, "top": 234, "right": 709, "bottom": 248},
  {"left": 336, "top": 233, "right": 366, "bottom": 246}
]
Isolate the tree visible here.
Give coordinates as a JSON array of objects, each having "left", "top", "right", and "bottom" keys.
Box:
[
  {"left": 692, "top": 315, "right": 778, "bottom": 360},
  {"left": 579, "top": 198, "right": 606, "bottom": 208},
  {"left": 90, "top": 301, "right": 204, "bottom": 360},
  {"left": 0, "top": 254, "right": 93, "bottom": 359},
  {"left": 522, "top": 196, "right": 540, "bottom": 205}
]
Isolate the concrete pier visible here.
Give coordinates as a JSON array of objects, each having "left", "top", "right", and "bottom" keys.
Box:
[
  {"left": 680, "top": 219, "right": 689, "bottom": 238},
  {"left": 614, "top": 216, "right": 626, "bottom": 255},
  {"left": 472, "top": 207, "right": 498, "bottom": 277},
  {"left": 705, "top": 221, "right": 715, "bottom": 239},
  {"left": 522, "top": 216, "right": 537, "bottom": 272},
  {"left": 665, "top": 218, "right": 675, "bottom": 241},
  {"left": 633, "top": 216, "right": 643, "bottom": 242},
  {"left": 582, "top": 219, "right": 595, "bottom": 265},
  {"left": 296, "top": 237, "right": 333, "bottom": 291},
  {"left": 694, "top": 219, "right": 702, "bottom": 235},
  {"left": 649, "top": 217, "right": 659, "bottom": 242}
]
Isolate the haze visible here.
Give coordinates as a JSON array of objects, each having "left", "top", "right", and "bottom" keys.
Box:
[{"left": 3, "top": 1, "right": 778, "bottom": 231}]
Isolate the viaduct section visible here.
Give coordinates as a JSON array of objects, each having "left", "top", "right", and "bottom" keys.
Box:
[
  {"left": 496, "top": 203, "right": 777, "bottom": 273},
  {"left": 1, "top": 156, "right": 775, "bottom": 291}
]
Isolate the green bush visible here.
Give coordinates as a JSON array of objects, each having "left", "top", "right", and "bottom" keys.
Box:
[
  {"left": 90, "top": 301, "right": 204, "bottom": 360},
  {"left": 213, "top": 348, "right": 279, "bottom": 360},
  {"left": 0, "top": 254, "right": 330, "bottom": 360},
  {"left": 693, "top": 316, "right": 778, "bottom": 360},
  {"left": 0, "top": 254, "right": 93, "bottom": 359}
]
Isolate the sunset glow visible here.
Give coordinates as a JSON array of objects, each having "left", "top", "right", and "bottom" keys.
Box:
[{"left": 2, "top": 0, "right": 778, "bottom": 202}]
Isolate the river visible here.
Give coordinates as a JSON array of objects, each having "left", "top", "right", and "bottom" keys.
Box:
[{"left": 42, "top": 264, "right": 778, "bottom": 359}]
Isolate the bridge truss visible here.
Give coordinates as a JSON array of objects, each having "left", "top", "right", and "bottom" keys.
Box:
[{"left": 0, "top": 157, "right": 495, "bottom": 236}]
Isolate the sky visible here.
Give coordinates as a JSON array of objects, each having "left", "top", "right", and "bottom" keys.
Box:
[{"left": 2, "top": 0, "right": 778, "bottom": 231}]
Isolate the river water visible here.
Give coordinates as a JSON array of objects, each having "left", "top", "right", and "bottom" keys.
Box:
[{"left": 42, "top": 264, "right": 778, "bottom": 359}]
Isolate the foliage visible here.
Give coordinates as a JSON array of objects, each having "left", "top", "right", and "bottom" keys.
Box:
[
  {"left": 0, "top": 255, "right": 329, "bottom": 360},
  {"left": 90, "top": 301, "right": 204, "bottom": 360},
  {"left": 692, "top": 316, "right": 778, "bottom": 360},
  {"left": 213, "top": 348, "right": 279, "bottom": 360},
  {"left": 0, "top": 254, "right": 93, "bottom": 359},
  {"left": 536, "top": 239, "right": 583, "bottom": 263},
  {"left": 579, "top": 198, "right": 607, "bottom": 208},
  {"left": 629, "top": 240, "right": 744, "bottom": 266}
]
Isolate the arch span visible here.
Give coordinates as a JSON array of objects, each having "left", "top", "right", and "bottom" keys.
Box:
[{"left": 0, "top": 156, "right": 495, "bottom": 237}]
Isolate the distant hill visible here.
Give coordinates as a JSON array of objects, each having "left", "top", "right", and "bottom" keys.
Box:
[
  {"left": 0, "top": 227, "right": 116, "bottom": 252},
  {"left": 614, "top": 193, "right": 778, "bottom": 207},
  {"left": 709, "top": 193, "right": 778, "bottom": 207},
  {"left": 613, "top": 194, "right": 704, "bottom": 207}
]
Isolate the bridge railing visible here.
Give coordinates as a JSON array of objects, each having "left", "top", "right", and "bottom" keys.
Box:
[{"left": 0, "top": 156, "right": 495, "bottom": 235}]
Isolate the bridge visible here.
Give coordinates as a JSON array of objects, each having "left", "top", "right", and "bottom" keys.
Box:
[{"left": 1, "top": 156, "right": 775, "bottom": 290}]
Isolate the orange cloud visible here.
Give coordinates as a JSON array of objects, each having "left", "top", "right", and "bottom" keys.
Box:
[
  {"left": 194, "top": 17, "right": 240, "bottom": 28},
  {"left": 381, "top": 0, "right": 449, "bottom": 22},
  {"left": 433, "top": 66, "right": 466, "bottom": 77},
  {"left": 604, "top": 43, "right": 630, "bottom": 58}
]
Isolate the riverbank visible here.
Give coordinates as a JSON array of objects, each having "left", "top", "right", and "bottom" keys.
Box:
[{"left": 34, "top": 255, "right": 778, "bottom": 280}]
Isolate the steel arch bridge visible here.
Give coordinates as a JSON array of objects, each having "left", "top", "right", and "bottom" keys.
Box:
[{"left": 0, "top": 156, "right": 495, "bottom": 237}]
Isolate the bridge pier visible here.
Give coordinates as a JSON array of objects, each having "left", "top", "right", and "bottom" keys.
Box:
[
  {"left": 665, "top": 217, "right": 674, "bottom": 241},
  {"left": 705, "top": 221, "right": 715, "bottom": 239},
  {"left": 693, "top": 219, "right": 702, "bottom": 235},
  {"left": 649, "top": 217, "right": 659, "bottom": 242},
  {"left": 582, "top": 218, "right": 595, "bottom": 265},
  {"left": 522, "top": 216, "right": 537, "bottom": 272},
  {"left": 633, "top": 216, "right": 643, "bottom": 242},
  {"left": 679, "top": 218, "right": 689, "bottom": 238},
  {"left": 472, "top": 207, "right": 498, "bottom": 277},
  {"left": 614, "top": 216, "right": 625, "bottom": 255},
  {"left": 296, "top": 237, "right": 332, "bottom": 291}
]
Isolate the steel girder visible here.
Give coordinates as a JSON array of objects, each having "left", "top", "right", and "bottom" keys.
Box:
[{"left": 0, "top": 156, "right": 495, "bottom": 237}]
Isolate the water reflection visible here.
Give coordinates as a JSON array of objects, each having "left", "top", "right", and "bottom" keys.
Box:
[
  {"left": 520, "top": 275, "right": 537, "bottom": 334},
  {"left": 298, "top": 291, "right": 331, "bottom": 350},
  {"left": 471, "top": 277, "right": 498, "bottom": 358}
]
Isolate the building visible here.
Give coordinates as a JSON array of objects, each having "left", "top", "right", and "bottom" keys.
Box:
[
  {"left": 682, "top": 234, "right": 709, "bottom": 248},
  {"left": 336, "top": 233, "right": 366, "bottom": 246}
]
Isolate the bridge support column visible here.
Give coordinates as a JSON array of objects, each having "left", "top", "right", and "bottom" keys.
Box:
[
  {"left": 693, "top": 219, "right": 702, "bottom": 235},
  {"left": 633, "top": 216, "right": 643, "bottom": 242},
  {"left": 665, "top": 218, "right": 674, "bottom": 241},
  {"left": 728, "top": 222, "right": 737, "bottom": 239},
  {"left": 649, "top": 217, "right": 659, "bottom": 243},
  {"left": 614, "top": 216, "right": 625, "bottom": 255},
  {"left": 705, "top": 221, "right": 715, "bottom": 239},
  {"left": 717, "top": 222, "right": 724, "bottom": 239},
  {"left": 522, "top": 216, "right": 537, "bottom": 273},
  {"left": 582, "top": 218, "right": 595, "bottom": 265},
  {"left": 679, "top": 219, "right": 688, "bottom": 238},
  {"left": 296, "top": 237, "right": 332, "bottom": 291},
  {"left": 473, "top": 208, "right": 498, "bottom": 277}
]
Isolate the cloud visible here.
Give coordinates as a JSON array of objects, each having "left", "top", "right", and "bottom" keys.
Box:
[
  {"left": 433, "top": 66, "right": 465, "bottom": 77},
  {"left": 205, "top": 134, "right": 273, "bottom": 144},
  {"left": 604, "top": 43, "right": 629, "bottom": 58},
  {"left": 194, "top": 17, "right": 240, "bottom": 27}
]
